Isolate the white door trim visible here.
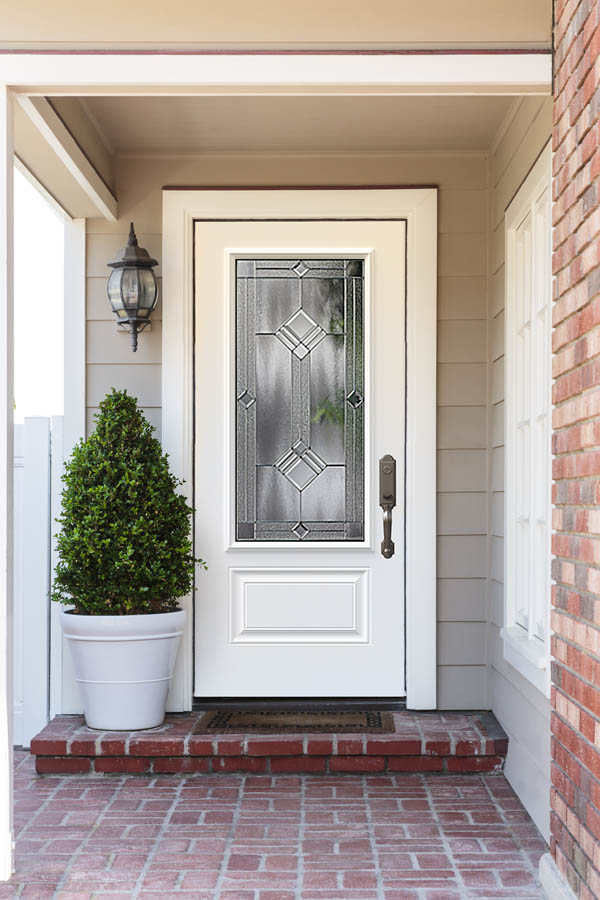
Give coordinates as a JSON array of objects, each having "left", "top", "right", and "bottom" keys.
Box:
[{"left": 162, "top": 187, "right": 437, "bottom": 710}]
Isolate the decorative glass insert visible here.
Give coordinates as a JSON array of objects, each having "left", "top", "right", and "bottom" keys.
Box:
[{"left": 236, "top": 258, "right": 364, "bottom": 541}]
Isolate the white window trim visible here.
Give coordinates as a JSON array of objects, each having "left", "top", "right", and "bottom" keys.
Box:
[{"left": 502, "top": 142, "right": 552, "bottom": 696}]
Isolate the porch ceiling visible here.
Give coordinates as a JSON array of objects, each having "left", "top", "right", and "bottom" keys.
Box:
[{"left": 73, "top": 94, "right": 514, "bottom": 154}]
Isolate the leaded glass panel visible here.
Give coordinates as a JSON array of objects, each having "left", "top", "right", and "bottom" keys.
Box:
[{"left": 236, "top": 259, "right": 364, "bottom": 541}]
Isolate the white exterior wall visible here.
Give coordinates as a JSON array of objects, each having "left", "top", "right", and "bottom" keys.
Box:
[
  {"left": 487, "top": 96, "right": 553, "bottom": 839},
  {"left": 84, "top": 151, "right": 489, "bottom": 709}
]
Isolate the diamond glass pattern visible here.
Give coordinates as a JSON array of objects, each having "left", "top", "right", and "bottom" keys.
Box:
[
  {"left": 276, "top": 308, "right": 327, "bottom": 359},
  {"left": 237, "top": 389, "right": 256, "bottom": 409},
  {"left": 236, "top": 258, "right": 364, "bottom": 541},
  {"left": 275, "top": 445, "right": 327, "bottom": 491},
  {"left": 346, "top": 389, "right": 363, "bottom": 409}
]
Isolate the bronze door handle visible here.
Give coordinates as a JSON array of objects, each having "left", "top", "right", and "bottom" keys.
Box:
[{"left": 379, "top": 455, "right": 396, "bottom": 559}]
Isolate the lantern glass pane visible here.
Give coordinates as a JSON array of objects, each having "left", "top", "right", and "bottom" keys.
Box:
[
  {"left": 121, "top": 268, "right": 141, "bottom": 309},
  {"left": 139, "top": 269, "right": 158, "bottom": 309},
  {"left": 107, "top": 270, "right": 124, "bottom": 311}
]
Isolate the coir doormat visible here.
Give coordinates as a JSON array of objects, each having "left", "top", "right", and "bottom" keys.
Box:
[{"left": 193, "top": 709, "right": 396, "bottom": 734}]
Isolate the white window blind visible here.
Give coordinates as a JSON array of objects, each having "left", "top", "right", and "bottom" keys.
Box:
[{"left": 502, "top": 143, "right": 552, "bottom": 694}]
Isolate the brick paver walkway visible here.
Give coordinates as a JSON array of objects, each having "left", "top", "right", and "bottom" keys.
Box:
[{"left": 3, "top": 751, "right": 547, "bottom": 900}]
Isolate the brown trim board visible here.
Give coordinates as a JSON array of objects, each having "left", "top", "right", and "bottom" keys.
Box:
[
  {"left": 0, "top": 48, "right": 552, "bottom": 56},
  {"left": 163, "top": 184, "right": 439, "bottom": 191}
]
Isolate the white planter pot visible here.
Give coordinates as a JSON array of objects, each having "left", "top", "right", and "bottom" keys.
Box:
[{"left": 60, "top": 608, "right": 186, "bottom": 731}]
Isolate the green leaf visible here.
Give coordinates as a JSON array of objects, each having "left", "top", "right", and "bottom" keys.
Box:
[{"left": 51, "top": 388, "right": 205, "bottom": 615}]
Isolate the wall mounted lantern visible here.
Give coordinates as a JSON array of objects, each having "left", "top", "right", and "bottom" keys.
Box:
[{"left": 107, "top": 223, "right": 159, "bottom": 352}]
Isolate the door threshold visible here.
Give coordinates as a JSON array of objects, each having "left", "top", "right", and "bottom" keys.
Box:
[{"left": 192, "top": 697, "right": 407, "bottom": 712}]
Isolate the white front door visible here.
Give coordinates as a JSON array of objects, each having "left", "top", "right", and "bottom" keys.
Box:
[{"left": 194, "top": 214, "right": 406, "bottom": 697}]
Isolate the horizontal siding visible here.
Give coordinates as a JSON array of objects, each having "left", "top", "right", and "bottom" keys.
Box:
[
  {"left": 86, "top": 363, "right": 161, "bottom": 408},
  {"left": 438, "top": 321, "right": 487, "bottom": 363},
  {"left": 491, "top": 266, "right": 505, "bottom": 317},
  {"left": 87, "top": 320, "right": 162, "bottom": 365},
  {"left": 438, "top": 579, "right": 486, "bottom": 622},
  {"left": 439, "top": 233, "right": 487, "bottom": 277},
  {"left": 86, "top": 232, "right": 163, "bottom": 277},
  {"left": 438, "top": 451, "right": 486, "bottom": 492},
  {"left": 491, "top": 100, "right": 553, "bottom": 231},
  {"left": 437, "top": 406, "right": 487, "bottom": 449},
  {"left": 85, "top": 151, "right": 489, "bottom": 709},
  {"left": 438, "top": 622, "right": 487, "bottom": 666},
  {"left": 437, "top": 493, "right": 487, "bottom": 535},
  {"left": 438, "top": 364, "right": 487, "bottom": 406},
  {"left": 487, "top": 97, "right": 552, "bottom": 839},
  {"left": 489, "top": 628, "right": 551, "bottom": 832},
  {"left": 439, "top": 536, "right": 487, "bottom": 579},
  {"left": 439, "top": 189, "right": 487, "bottom": 233},
  {"left": 437, "top": 665, "right": 488, "bottom": 709},
  {"left": 438, "top": 276, "right": 486, "bottom": 320}
]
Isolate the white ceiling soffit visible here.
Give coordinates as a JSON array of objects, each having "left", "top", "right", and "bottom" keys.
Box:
[
  {"left": 78, "top": 95, "right": 516, "bottom": 154},
  {"left": 13, "top": 102, "right": 107, "bottom": 219},
  {"left": 16, "top": 97, "right": 117, "bottom": 221},
  {"left": 0, "top": 0, "right": 552, "bottom": 48}
]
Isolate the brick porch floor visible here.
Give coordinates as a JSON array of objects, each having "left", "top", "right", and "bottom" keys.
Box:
[{"left": 5, "top": 751, "right": 548, "bottom": 900}]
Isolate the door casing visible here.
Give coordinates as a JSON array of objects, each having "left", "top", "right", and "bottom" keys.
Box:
[{"left": 161, "top": 187, "right": 437, "bottom": 710}]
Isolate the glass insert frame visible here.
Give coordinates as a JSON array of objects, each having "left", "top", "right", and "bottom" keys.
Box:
[{"left": 234, "top": 255, "right": 367, "bottom": 543}]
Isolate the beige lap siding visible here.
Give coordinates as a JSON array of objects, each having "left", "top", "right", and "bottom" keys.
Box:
[
  {"left": 85, "top": 234, "right": 162, "bottom": 437},
  {"left": 85, "top": 151, "right": 489, "bottom": 708}
]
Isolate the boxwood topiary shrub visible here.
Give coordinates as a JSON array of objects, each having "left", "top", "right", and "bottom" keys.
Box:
[{"left": 52, "top": 388, "right": 204, "bottom": 615}]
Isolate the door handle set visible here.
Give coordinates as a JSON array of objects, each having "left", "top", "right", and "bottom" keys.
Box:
[{"left": 379, "top": 454, "right": 396, "bottom": 559}]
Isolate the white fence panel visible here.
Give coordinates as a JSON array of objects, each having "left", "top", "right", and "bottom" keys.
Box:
[
  {"left": 12, "top": 426, "right": 24, "bottom": 747},
  {"left": 49, "top": 416, "right": 63, "bottom": 719},
  {"left": 13, "top": 416, "right": 64, "bottom": 748},
  {"left": 48, "top": 416, "right": 80, "bottom": 717},
  {"left": 22, "top": 418, "right": 50, "bottom": 745}
]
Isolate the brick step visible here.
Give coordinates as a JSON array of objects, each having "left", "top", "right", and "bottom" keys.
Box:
[{"left": 30, "top": 710, "right": 508, "bottom": 775}]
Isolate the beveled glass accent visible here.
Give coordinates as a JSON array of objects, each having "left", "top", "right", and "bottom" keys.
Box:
[
  {"left": 237, "top": 390, "right": 256, "bottom": 409},
  {"left": 346, "top": 389, "right": 363, "bottom": 409},
  {"left": 275, "top": 444, "right": 327, "bottom": 491},
  {"left": 276, "top": 308, "right": 327, "bottom": 358},
  {"left": 236, "top": 258, "right": 364, "bottom": 541}
]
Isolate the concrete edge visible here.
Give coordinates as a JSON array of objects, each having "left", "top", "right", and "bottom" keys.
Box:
[{"left": 539, "top": 853, "right": 578, "bottom": 900}]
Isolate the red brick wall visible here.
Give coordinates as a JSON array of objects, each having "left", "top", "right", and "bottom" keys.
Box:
[{"left": 552, "top": 1, "right": 600, "bottom": 896}]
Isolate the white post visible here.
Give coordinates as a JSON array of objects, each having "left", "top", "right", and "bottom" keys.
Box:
[
  {"left": 63, "top": 219, "right": 85, "bottom": 456},
  {"left": 21, "top": 418, "right": 50, "bottom": 745},
  {"left": 60, "top": 218, "right": 85, "bottom": 714},
  {"left": 0, "top": 84, "right": 15, "bottom": 882}
]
